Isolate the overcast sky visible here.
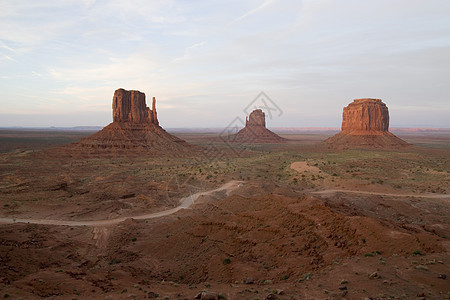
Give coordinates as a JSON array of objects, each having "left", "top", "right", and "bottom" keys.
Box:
[{"left": 1, "top": 0, "right": 449, "bottom": 128}]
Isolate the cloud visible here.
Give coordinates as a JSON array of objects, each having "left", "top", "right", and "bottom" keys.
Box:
[
  {"left": 171, "top": 41, "right": 206, "bottom": 63},
  {"left": 49, "top": 52, "right": 161, "bottom": 83},
  {"left": 187, "top": 41, "right": 206, "bottom": 50},
  {"left": 228, "top": 0, "right": 276, "bottom": 25},
  {"left": 31, "top": 71, "right": 42, "bottom": 77},
  {"left": 0, "top": 53, "right": 16, "bottom": 62},
  {"left": 0, "top": 41, "right": 16, "bottom": 53},
  {"left": 0, "top": 0, "right": 449, "bottom": 127}
]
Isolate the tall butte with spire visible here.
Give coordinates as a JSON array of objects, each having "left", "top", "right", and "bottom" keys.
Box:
[
  {"left": 325, "top": 98, "right": 409, "bottom": 149},
  {"left": 66, "top": 88, "right": 193, "bottom": 156},
  {"left": 112, "top": 89, "right": 159, "bottom": 125}
]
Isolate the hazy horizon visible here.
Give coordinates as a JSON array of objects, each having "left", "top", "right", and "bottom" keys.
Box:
[{"left": 1, "top": 1, "right": 449, "bottom": 128}]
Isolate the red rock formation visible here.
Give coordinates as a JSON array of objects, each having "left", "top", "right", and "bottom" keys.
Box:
[
  {"left": 151, "top": 97, "right": 158, "bottom": 126},
  {"left": 325, "top": 98, "right": 409, "bottom": 149},
  {"left": 63, "top": 88, "right": 193, "bottom": 157},
  {"left": 232, "top": 109, "right": 286, "bottom": 143},
  {"left": 341, "top": 98, "right": 389, "bottom": 132},
  {"left": 246, "top": 109, "right": 266, "bottom": 127},
  {"left": 112, "top": 89, "right": 159, "bottom": 124}
]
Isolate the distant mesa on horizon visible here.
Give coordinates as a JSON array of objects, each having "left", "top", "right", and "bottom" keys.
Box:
[
  {"left": 325, "top": 98, "right": 409, "bottom": 149},
  {"left": 230, "top": 109, "right": 287, "bottom": 144},
  {"left": 56, "top": 88, "right": 194, "bottom": 157}
]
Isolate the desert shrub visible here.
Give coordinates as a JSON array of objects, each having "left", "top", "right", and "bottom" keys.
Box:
[{"left": 281, "top": 274, "right": 290, "bottom": 280}]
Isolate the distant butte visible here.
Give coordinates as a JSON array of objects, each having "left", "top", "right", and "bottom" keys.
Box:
[
  {"left": 232, "top": 109, "right": 287, "bottom": 143},
  {"left": 63, "top": 88, "right": 194, "bottom": 156},
  {"left": 325, "top": 98, "right": 409, "bottom": 149}
]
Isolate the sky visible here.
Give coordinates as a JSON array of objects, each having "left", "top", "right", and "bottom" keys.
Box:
[{"left": 1, "top": 0, "right": 449, "bottom": 128}]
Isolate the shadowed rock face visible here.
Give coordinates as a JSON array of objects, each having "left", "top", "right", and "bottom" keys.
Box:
[
  {"left": 325, "top": 98, "right": 409, "bottom": 149},
  {"left": 113, "top": 89, "right": 158, "bottom": 125},
  {"left": 341, "top": 98, "right": 389, "bottom": 132}
]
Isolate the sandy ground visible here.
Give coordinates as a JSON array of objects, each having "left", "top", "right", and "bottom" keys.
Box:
[
  {"left": 310, "top": 188, "right": 450, "bottom": 199},
  {"left": 0, "top": 132, "right": 449, "bottom": 299},
  {"left": 1, "top": 184, "right": 449, "bottom": 299},
  {"left": 0, "top": 180, "right": 242, "bottom": 226},
  {"left": 291, "top": 160, "right": 449, "bottom": 199},
  {"left": 290, "top": 161, "right": 322, "bottom": 174}
]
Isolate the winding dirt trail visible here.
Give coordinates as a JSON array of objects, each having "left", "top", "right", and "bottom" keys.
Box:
[
  {"left": 0, "top": 180, "right": 243, "bottom": 227},
  {"left": 310, "top": 189, "right": 450, "bottom": 199}
]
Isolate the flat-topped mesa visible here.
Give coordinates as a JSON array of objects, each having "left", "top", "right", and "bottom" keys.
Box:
[
  {"left": 324, "top": 98, "right": 409, "bottom": 149},
  {"left": 341, "top": 98, "right": 389, "bottom": 132},
  {"left": 246, "top": 109, "right": 266, "bottom": 127},
  {"left": 112, "top": 88, "right": 159, "bottom": 125}
]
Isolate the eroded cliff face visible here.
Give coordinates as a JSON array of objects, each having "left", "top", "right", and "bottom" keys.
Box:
[
  {"left": 341, "top": 99, "right": 389, "bottom": 132},
  {"left": 112, "top": 89, "right": 158, "bottom": 125}
]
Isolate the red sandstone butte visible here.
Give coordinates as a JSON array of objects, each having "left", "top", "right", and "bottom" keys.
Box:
[
  {"left": 342, "top": 98, "right": 389, "bottom": 132},
  {"left": 65, "top": 89, "right": 193, "bottom": 156},
  {"left": 325, "top": 98, "right": 409, "bottom": 149},
  {"left": 112, "top": 89, "right": 159, "bottom": 125},
  {"left": 232, "top": 109, "right": 286, "bottom": 143}
]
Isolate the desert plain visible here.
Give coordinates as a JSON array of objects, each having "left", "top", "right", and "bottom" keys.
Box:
[{"left": 0, "top": 126, "right": 449, "bottom": 300}]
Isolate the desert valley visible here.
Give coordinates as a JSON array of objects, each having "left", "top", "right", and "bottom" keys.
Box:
[{"left": 0, "top": 89, "right": 448, "bottom": 300}]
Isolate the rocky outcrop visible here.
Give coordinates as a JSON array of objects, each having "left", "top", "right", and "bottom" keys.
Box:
[
  {"left": 63, "top": 88, "right": 193, "bottom": 157},
  {"left": 341, "top": 98, "right": 389, "bottom": 132},
  {"left": 232, "top": 109, "right": 286, "bottom": 143},
  {"left": 112, "top": 89, "right": 158, "bottom": 125},
  {"left": 325, "top": 98, "right": 409, "bottom": 149},
  {"left": 246, "top": 109, "right": 266, "bottom": 127}
]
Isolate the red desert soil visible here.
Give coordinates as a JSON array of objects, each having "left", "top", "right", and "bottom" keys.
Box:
[
  {"left": 0, "top": 180, "right": 241, "bottom": 226},
  {"left": 0, "top": 180, "right": 448, "bottom": 299},
  {"left": 291, "top": 161, "right": 450, "bottom": 199},
  {"left": 0, "top": 130, "right": 449, "bottom": 299}
]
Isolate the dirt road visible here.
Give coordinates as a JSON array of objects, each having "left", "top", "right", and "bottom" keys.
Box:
[
  {"left": 0, "top": 180, "right": 243, "bottom": 226},
  {"left": 290, "top": 161, "right": 449, "bottom": 200},
  {"left": 310, "top": 189, "right": 450, "bottom": 199}
]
